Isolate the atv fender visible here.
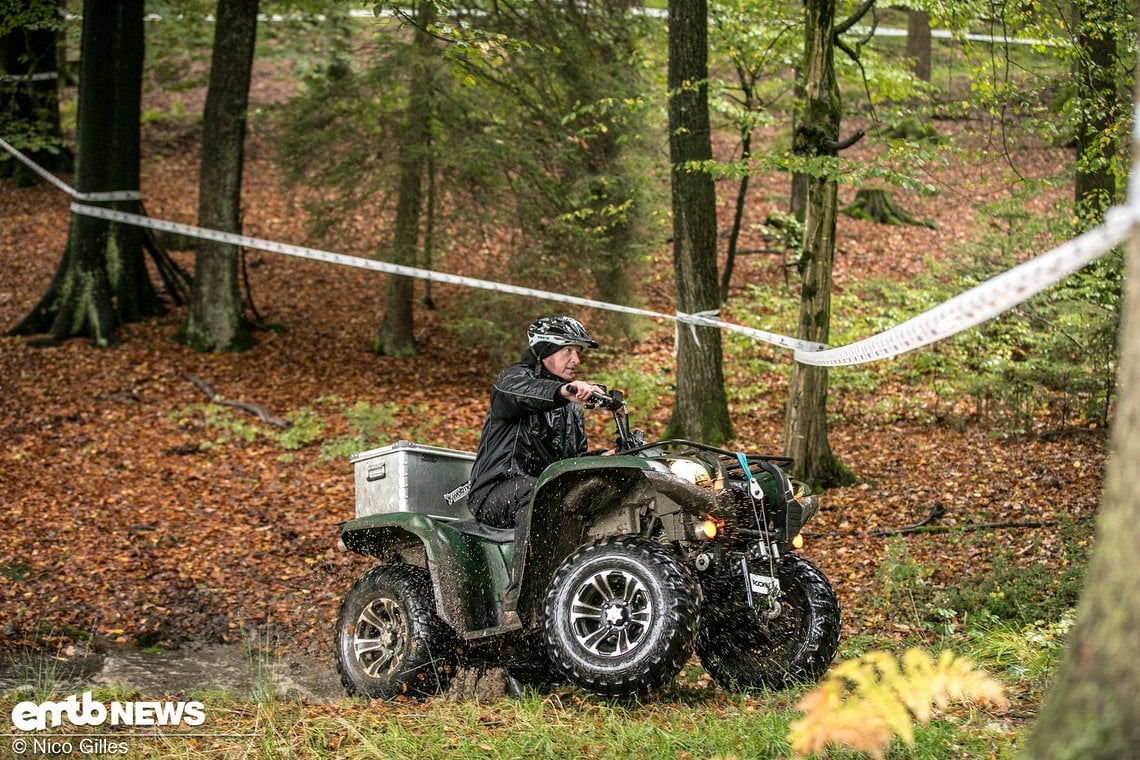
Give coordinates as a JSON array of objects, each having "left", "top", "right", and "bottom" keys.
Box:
[
  {"left": 513, "top": 455, "right": 709, "bottom": 621},
  {"left": 339, "top": 512, "right": 513, "bottom": 637}
]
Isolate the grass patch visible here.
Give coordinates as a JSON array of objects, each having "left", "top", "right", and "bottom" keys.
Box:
[{"left": 0, "top": 682, "right": 1021, "bottom": 759}]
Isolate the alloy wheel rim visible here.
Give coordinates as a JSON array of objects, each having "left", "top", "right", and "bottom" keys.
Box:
[
  {"left": 568, "top": 567, "right": 653, "bottom": 658},
  {"left": 352, "top": 598, "right": 407, "bottom": 677}
]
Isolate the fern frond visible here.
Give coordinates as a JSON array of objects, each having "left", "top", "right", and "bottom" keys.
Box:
[{"left": 788, "top": 648, "right": 1010, "bottom": 759}]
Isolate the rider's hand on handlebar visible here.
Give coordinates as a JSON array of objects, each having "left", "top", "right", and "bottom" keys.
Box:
[{"left": 563, "top": 382, "right": 606, "bottom": 405}]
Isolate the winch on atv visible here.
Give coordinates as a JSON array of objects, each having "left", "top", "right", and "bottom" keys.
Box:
[{"left": 334, "top": 387, "right": 840, "bottom": 699}]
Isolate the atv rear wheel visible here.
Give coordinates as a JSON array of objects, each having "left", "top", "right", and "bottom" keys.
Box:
[
  {"left": 335, "top": 564, "right": 457, "bottom": 699},
  {"left": 696, "top": 555, "right": 840, "bottom": 691},
  {"left": 543, "top": 536, "right": 700, "bottom": 698}
]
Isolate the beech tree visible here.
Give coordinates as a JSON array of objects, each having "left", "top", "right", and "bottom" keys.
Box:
[
  {"left": 9, "top": 0, "right": 161, "bottom": 345},
  {"left": 373, "top": 0, "right": 437, "bottom": 357},
  {"left": 1022, "top": 128, "right": 1140, "bottom": 760},
  {"left": 782, "top": 0, "right": 870, "bottom": 487},
  {"left": 1071, "top": 0, "right": 1129, "bottom": 227},
  {"left": 905, "top": 8, "right": 931, "bottom": 82},
  {"left": 665, "top": 0, "right": 733, "bottom": 444},
  {"left": 182, "top": 0, "right": 260, "bottom": 353}
]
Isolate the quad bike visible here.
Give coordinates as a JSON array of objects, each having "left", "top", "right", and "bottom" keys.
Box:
[{"left": 334, "top": 388, "right": 840, "bottom": 699}]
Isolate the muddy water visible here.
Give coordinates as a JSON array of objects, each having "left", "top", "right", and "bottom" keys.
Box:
[{"left": 0, "top": 643, "right": 344, "bottom": 703}]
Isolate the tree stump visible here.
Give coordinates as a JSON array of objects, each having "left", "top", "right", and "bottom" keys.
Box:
[{"left": 843, "top": 186, "right": 934, "bottom": 228}]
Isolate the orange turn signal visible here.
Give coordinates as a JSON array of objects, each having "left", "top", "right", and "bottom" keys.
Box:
[
  {"left": 700, "top": 517, "right": 723, "bottom": 539},
  {"left": 792, "top": 533, "right": 804, "bottom": 549}
]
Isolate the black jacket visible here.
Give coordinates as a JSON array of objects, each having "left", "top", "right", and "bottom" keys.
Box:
[{"left": 467, "top": 354, "right": 588, "bottom": 514}]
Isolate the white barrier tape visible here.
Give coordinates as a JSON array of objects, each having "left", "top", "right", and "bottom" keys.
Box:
[
  {"left": 1, "top": 71, "right": 60, "bottom": 82},
  {"left": 0, "top": 138, "right": 140, "bottom": 202},
  {"left": 794, "top": 206, "right": 1137, "bottom": 366},
  {"left": 4, "top": 136, "right": 1130, "bottom": 366},
  {"left": 675, "top": 308, "right": 719, "bottom": 352},
  {"left": 67, "top": 200, "right": 824, "bottom": 351}
]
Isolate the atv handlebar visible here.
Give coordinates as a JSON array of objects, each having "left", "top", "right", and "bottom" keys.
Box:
[{"left": 567, "top": 384, "right": 626, "bottom": 412}]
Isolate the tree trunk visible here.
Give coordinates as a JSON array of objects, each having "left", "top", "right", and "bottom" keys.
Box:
[
  {"left": 906, "top": 10, "right": 931, "bottom": 82},
  {"left": 184, "top": 0, "right": 259, "bottom": 352},
  {"left": 790, "top": 63, "right": 808, "bottom": 222},
  {"left": 105, "top": 0, "right": 160, "bottom": 324},
  {"left": 844, "top": 186, "right": 931, "bottom": 227},
  {"left": 9, "top": 0, "right": 158, "bottom": 345},
  {"left": 1021, "top": 167, "right": 1140, "bottom": 760},
  {"left": 586, "top": 122, "right": 637, "bottom": 338},
  {"left": 665, "top": 0, "right": 733, "bottom": 445},
  {"left": 374, "top": 1, "right": 436, "bottom": 357},
  {"left": 783, "top": 0, "right": 853, "bottom": 487},
  {"left": 721, "top": 118, "right": 753, "bottom": 303},
  {"left": 0, "top": 1, "right": 72, "bottom": 180},
  {"left": 1073, "top": 1, "right": 1119, "bottom": 228}
]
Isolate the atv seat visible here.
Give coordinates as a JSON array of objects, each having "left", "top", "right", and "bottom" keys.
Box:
[{"left": 449, "top": 519, "right": 515, "bottom": 544}]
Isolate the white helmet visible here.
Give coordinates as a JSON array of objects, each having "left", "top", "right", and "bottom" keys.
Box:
[{"left": 527, "top": 315, "right": 598, "bottom": 350}]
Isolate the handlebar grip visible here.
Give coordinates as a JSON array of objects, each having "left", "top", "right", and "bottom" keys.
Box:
[{"left": 566, "top": 383, "right": 614, "bottom": 405}]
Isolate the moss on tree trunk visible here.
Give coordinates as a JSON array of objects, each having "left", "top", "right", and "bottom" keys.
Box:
[
  {"left": 783, "top": 0, "right": 855, "bottom": 488},
  {"left": 9, "top": 0, "right": 159, "bottom": 345},
  {"left": 843, "top": 186, "right": 933, "bottom": 228}
]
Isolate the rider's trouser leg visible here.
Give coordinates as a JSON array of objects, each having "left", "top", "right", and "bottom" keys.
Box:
[{"left": 476, "top": 477, "right": 537, "bottom": 610}]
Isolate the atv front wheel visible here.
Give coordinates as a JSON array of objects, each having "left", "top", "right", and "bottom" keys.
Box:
[
  {"left": 543, "top": 536, "right": 700, "bottom": 698},
  {"left": 335, "top": 564, "right": 457, "bottom": 699},
  {"left": 696, "top": 555, "right": 840, "bottom": 691}
]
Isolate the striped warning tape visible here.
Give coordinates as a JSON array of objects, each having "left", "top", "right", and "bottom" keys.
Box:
[
  {"left": 794, "top": 208, "right": 1135, "bottom": 366},
  {"left": 2, "top": 136, "right": 1131, "bottom": 365},
  {"left": 66, "top": 200, "right": 826, "bottom": 352},
  {"left": 0, "top": 137, "right": 140, "bottom": 201}
]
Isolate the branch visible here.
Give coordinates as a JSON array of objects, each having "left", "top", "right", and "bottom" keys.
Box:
[
  {"left": 872, "top": 519, "right": 1057, "bottom": 537},
  {"left": 835, "top": 0, "right": 876, "bottom": 37},
  {"left": 823, "top": 129, "right": 865, "bottom": 153},
  {"left": 869, "top": 502, "right": 945, "bottom": 536},
  {"left": 185, "top": 375, "right": 289, "bottom": 428}
]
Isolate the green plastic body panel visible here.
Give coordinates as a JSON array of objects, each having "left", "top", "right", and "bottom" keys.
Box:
[{"left": 339, "top": 512, "right": 513, "bottom": 636}]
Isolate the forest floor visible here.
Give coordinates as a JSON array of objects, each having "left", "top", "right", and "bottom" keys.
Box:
[{"left": 0, "top": 59, "right": 1107, "bottom": 717}]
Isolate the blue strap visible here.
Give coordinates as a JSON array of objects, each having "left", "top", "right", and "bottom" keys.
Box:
[{"left": 735, "top": 453, "right": 764, "bottom": 500}]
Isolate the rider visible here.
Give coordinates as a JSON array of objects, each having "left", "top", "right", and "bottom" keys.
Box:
[{"left": 467, "top": 315, "right": 607, "bottom": 530}]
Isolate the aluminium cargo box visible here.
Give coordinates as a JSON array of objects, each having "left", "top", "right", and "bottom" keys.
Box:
[{"left": 351, "top": 440, "right": 476, "bottom": 520}]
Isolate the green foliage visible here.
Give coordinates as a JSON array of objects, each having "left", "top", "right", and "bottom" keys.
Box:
[
  {"left": 869, "top": 516, "right": 1091, "bottom": 640},
  {"left": 274, "top": 0, "right": 658, "bottom": 355},
  {"left": 599, "top": 362, "right": 675, "bottom": 422},
  {"left": 276, "top": 408, "right": 326, "bottom": 451},
  {"left": 929, "top": 194, "right": 1121, "bottom": 430},
  {"left": 0, "top": 0, "right": 58, "bottom": 36},
  {"left": 964, "top": 611, "right": 1076, "bottom": 683},
  {"left": 318, "top": 400, "right": 402, "bottom": 461},
  {"left": 143, "top": 0, "right": 216, "bottom": 93},
  {"left": 934, "top": 519, "right": 1091, "bottom": 627},
  {"left": 443, "top": 292, "right": 533, "bottom": 370},
  {"left": 875, "top": 537, "right": 937, "bottom": 632},
  {"left": 730, "top": 174, "right": 1120, "bottom": 432},
  {"left": 171, "top": 403, "right": 262, "bottom": 449}
]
